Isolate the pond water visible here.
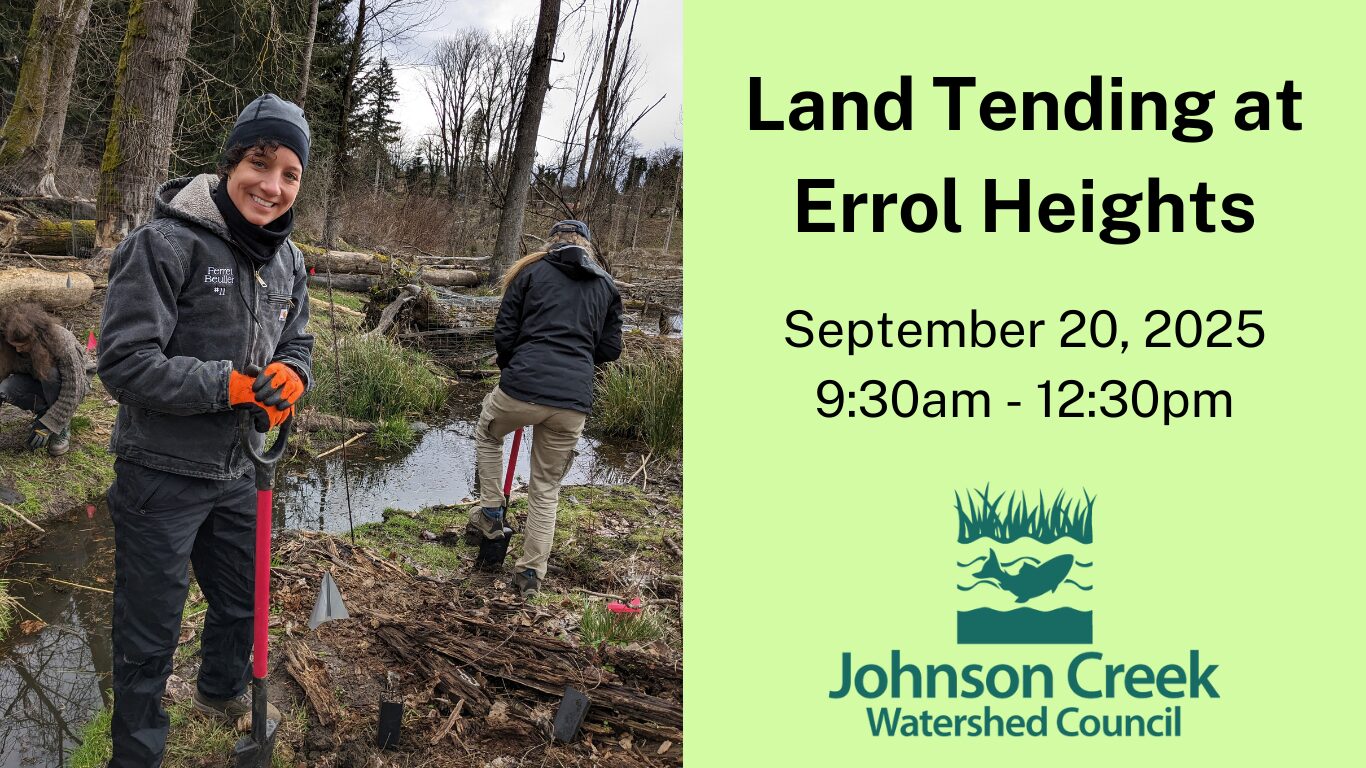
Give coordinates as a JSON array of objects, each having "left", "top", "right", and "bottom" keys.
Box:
[
  {"left": 277, "top": 419, "right": 633, "bottom": 532},
  {"left": 0, "top": 504, "right": 113, "bottom": 767},
  {"left": 0, "top": 417, "right": 637, "bottom": 765}
]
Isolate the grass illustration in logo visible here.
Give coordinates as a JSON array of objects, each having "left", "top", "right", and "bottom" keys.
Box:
[
  {"left": 956, "top": 487, "right": 1094, "bottom": 644},
  {"left": 957, "top": 487, "right": 1093, "bottom": 544}
]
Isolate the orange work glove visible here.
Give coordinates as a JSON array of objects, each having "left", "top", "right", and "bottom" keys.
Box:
[
  {"left": 229, "top": 368, "right": 292, "bottom": 432},
  {"left": 252, "top": 362, "right": 305, "bottom": 410}
]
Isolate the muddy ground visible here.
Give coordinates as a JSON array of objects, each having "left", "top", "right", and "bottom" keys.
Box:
[{"left": 60, "top": 484, "right": 683, "bottom": 767}]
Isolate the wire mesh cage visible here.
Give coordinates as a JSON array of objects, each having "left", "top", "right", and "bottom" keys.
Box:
[{"left": 397, "top": 325, "right": 496, "bottom": 368}]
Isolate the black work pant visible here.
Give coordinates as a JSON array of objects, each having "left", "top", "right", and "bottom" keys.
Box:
[
  {"left": 0, "top": 371, "right": 61, "bottom": 416},
  {"left": 107, "top": 459, "right": 258, "bottom": 768}
]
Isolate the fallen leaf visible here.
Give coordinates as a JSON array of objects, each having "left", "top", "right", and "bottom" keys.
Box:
[
  {"left": 19, "top": 619, "right": 46, "bottom": 634},
  {"left": 618, "top": 734, "right": 633, "bottom": 750},
  {"left": 657, "top": 740, "right": 673, "bottom": 755}
]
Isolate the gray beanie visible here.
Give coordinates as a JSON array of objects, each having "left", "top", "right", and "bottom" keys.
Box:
[{"left": 225, "top": 94, "right": 311, "bottom": 168}]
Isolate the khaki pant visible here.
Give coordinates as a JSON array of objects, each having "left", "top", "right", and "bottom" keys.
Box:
[{"left": 475, "top": 386, "right": 586, "bottom": 578}]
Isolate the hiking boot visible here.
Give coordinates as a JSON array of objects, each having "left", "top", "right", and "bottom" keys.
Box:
[
  {"left": 192, "top": 688, "right": 281, "bottom": 726},
  {"left": 466, "top": 506, "right": 506, "bottom": 542},
  {"left": 512, "top": 569, "right": 540, "bottom": 597},
  {"left": 47, "top": 427, "right": 70, "bottom": 457}
]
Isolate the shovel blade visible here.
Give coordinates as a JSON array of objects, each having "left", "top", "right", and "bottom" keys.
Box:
[
  {"left": 473, "top": 529, "right": 514, "bottom": 570},
  {"left": 308, "top": 570, "right": 350, "bottom": 630},
  {"left": 232, "top": 717, "right": 278, "bottom": 767}
]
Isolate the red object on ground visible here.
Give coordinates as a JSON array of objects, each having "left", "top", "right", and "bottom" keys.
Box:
[
  {"left": 86, "top": 504, "right": 95, "bottom": 519},
  {"left": 253, "top": 487, "right": 272, "bottom": 678},
  {"left": 86, "top": 332, "right": 97, "bottom": 351},
  {"left": 607, "top": 599, "right": 643, "bottom": 615},
  {"left": 502, "top": 427, "right": 524, "bottom": 498},
  {"left": 309, "top": 267, "right": 315, "bottom": 275}
]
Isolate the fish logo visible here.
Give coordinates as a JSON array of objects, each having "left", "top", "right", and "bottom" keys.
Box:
[
  {"left": 955, "top": 486, "right": 1095, "bottom": 645},
  {"left": 971, "top": 549, "right": 1089, "bottom": 603}
]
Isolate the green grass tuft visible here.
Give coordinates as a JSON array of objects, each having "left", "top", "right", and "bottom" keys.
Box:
[
  {"left": 0, "top": 580, "right": 17, "bottom": 641},
  {"left": 592, "top": 350, "right": 682, "bottom": 455},
  {"left": 956, "top": 485, "right": 1094, "bottom": 544},
  {"left": 303, "top": 332, "right": 447, "bottom": 422},
  {"left": 371, "top": 417, "right": 417, "bottom": 451},
  {"left": 68, "top": 707, "right": 113, "bottom": 768},
  {"left": 579, "top": 601, "right": 664, "bottom": 646}
]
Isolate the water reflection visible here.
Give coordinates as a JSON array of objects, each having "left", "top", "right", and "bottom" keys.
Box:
[
  {"left": 276, "top": 420, "right": 632, "bottom": 533},
  {"left": 0, "top": 506, "right": 114, "bottom": 767}
]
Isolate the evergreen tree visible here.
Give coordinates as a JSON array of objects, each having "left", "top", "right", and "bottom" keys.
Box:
[{"left": 357, "top": 56, "right": 401, "bottom": 160}]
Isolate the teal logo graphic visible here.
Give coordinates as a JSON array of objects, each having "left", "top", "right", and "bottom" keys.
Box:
[{"left": 956, "top": 487, "right": 1094, "bottom": 644}]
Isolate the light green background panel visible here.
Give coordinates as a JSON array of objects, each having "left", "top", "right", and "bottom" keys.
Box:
[{"left": 685, "top": 1, "right": 1363, "bottom": 766}]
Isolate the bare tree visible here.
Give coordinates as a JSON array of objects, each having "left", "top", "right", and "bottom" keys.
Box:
[
  {"left": 422, "top": 29, "right": 485, "bottom": 201},
  {"left": 95, "top": 0, "right": 196, "bottom": 247},
  {"left": 471, "top": 37, "right": 504, "bottom": 200},
  {"left": 297, "top": 0, "right": 321, "bottom": 107},
  {"left": 575, "top": 0, "right": 639, "bottom": 196},
  {"left": 492, "top": 23, "right": 532, "bottom": 188},
  {"left": 492, "top": 0, "right": 562, "bottom": 280},
  {"left": 0, "top": 0, "right": 95, "bottom": 197},
  {"left": 551, "top": 28, "right": 598, "bottom": 192}
]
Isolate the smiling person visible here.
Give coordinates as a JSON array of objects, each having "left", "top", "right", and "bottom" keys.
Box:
[{"left": 96, "top": 94, "right": 313, "bottom": 768}]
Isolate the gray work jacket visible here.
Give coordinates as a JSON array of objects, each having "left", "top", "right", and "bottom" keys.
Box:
[{"left": 98, "top": 174, "right": 313, "bottom": 479}]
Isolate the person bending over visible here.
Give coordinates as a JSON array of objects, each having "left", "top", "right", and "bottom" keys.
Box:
[{"left": 0, "top": 303, "right": 90, "bottom": 457}]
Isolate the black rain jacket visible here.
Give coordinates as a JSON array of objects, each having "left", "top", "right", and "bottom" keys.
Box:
[{"left": 494, "top": 245, "right": 623, "bottom": 413}]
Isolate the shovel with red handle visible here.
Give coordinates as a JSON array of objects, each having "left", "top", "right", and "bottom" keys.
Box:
[
  {"left": 232, "top": 392, "right": 293, "bottom": 768},
  {"left": 474, "top": 427, "right": 523, "bottom": 569}
]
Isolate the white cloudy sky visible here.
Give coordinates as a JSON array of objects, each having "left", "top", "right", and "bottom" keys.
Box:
[{"left": 386, "top": 0, "right": 683, "bottom": 159}]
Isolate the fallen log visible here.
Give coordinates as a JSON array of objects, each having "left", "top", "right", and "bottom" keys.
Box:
[
  {"left": 301, "top": 247, "right": 401, "bottom": 277},
  {"left": 0, "top": 217, "right": 97, "bottom": 256},
  {"left": 0, "top": 267, "right": 96, "bottom": 308},
  {"left": 308, "top": 273, "right": 377, "bottom": 293},
  {"left": 416, "top": 267, "right": 479, "bottom": 287},
  {"left": 364, "top": 284, "right": 421, "bottom": 337},
  {"left": 308, "top": 267, "right": 478, "bottom": 291},
  {"left": 293, "top": 410, "right": 376, "bottom": 434}
]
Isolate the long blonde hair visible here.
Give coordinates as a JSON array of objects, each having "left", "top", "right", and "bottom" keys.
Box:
[{"left": 501, "top": 231, "right": 598, "bottom": 292}]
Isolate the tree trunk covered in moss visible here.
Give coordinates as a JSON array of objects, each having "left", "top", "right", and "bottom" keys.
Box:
[
  {"left": 95, "top": 0, "right": 196, "bottom": 247},
  {"left": 27, "top": 0, "right": 93, "bottom": 197},
  {"left": 0, "top": 0, "right": 58, "bottom": 192}
]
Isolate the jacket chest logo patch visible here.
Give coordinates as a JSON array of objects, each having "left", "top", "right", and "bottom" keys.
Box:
[
  {"left": 204, "top": 266, "right": 235, "bottom": 296},
  {"left": 279, "top": 308, "right": 289, "bottom": 321}
]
